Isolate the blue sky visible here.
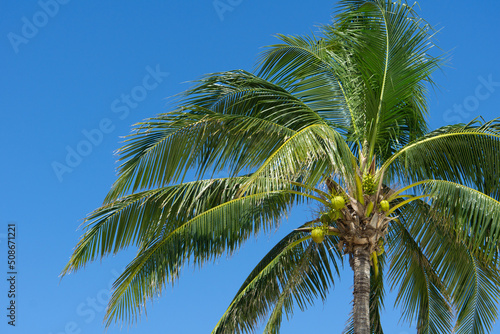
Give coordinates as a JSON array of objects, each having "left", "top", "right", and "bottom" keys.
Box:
[{"left": 1, "top": 1, "right": 500, "bottom": 333}]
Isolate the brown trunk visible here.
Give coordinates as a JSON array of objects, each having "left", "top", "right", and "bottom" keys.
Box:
[{"left": 352, "top": 247, "right": 371, "bottom": 334}]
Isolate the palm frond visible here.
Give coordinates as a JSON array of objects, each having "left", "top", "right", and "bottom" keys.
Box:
[
  {"left": 397, "top": 199, "right": 500, "bottom": 334},
  {"left": 257, "top": 34, "right": 352, "bottom": 131},
  {"left": 449, "top": 251, "right": 500, "bottom": 334},
  {"left": 383, "top": 119, "right": 500, "bottom": 199},
  {"left": 183, "top": 70, "right": 329, "bottom": 132},
  {"left": 241, "top": 123, "right": 357, "bottom": 195},
  {"left": 103, "top": 189, "right": 300, "bottom": 326},
  {"left": 62, "top": 176, "right": 298, "bottom": 276},
  {"left": 388, "top": 202, "right": 453, "bottom": 334},
  {"left": 332, "top": 0, "right": 442, "bottom": 160},
  {"left": 106, "top": 70, "right": 333, "bottom": 202},
  {"left": 423, "top": 180, "right": 500, "bottom": 261},
  {"left": 213, "top": 227, "right": 341, "bottom": 334}
]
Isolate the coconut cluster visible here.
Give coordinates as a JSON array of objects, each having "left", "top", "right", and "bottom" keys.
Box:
[
  {"left": 310, "top": 184, "right": 392, "bottom": 254},
  {"left": 362, "top": 173, "right": 376, "bottom": 195}
]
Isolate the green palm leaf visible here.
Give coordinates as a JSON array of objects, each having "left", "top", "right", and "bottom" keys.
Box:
[
  {"left": 257, "top": 34, "right": 352, "bottom": 130},
  {"left": 397, "top": 199, "right": 500, "bottom": 334},
  {"left": 106, "top": 70, "right": 335, "bottom": 202},
  {"left": 63, "top": 176, "right": 300, "bottom": 275},
  {"left": 103, "top": 189, "right": 302, "bottom": 326},
  {"left": 423, "top": 180, "right": 500, "bottom": 260},
  {"left": 213, "top": 226, "right": 340, "bottom": 334},
  {"left": 384, "top": 119, "right": 500, "bottom": 198},
  {"left": 333, "top": 0, "right": 441, "bottom": 160},
  {"left": 241, "top": 123, "right": 357, "bottom": 195},
  {"left": 186, "top": 70, "right": 332, "bottom": 131},
  {"left": 388, "top": 205, "right": 453, "bottom": 334}
]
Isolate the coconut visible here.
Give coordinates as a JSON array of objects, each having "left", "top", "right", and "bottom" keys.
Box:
[
  {"left": 311, "top": 228, "right": 326, "bottom": 243},
  {"left": 331, "top": 196, "right": 345, "bottom": 210},
  {"left": 380, "top": 200, "right": 390, "bottom": 212},
  {"left": 328, "top": 210, "right": 341, "bottom": 220}
]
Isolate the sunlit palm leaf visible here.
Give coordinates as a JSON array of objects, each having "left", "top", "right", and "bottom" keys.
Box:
[
  {"left": 384, "top": 119, "right": 500, "bottom": 198},
  {"left": 213, "top": 227, "right": 340, "bottom": 334},
  {"left": 398, "top": 199, "right": 500, "bottom": 334},
  {"left": 424, "top": 180, "right": 500, "bottom": 260},
  {"left": 63, "top": 176, "right": 301, "bottom": 275},
  {"left": 333, "top": 0, "right": 441, "bottom": 161},
  {"left": 257, "top": 34, "right": 352, "bottom": 130},
  {"left": 263, "top": 238, "right": 340, "bottom": 334},
  {"left": 388, "top": 202, "right": 453, "bottom": 334},
  {"left": 183, "top": 70, "right": 329, "bottom": 133},
  {"left": 106, "top": 70, "right": 335, "bottom": 202},
  {"left": 104, "top": 190, "right": 301, "bottom": 326},
  {"left": 242, "top": 123, "right": 357, "bottom": 195}
]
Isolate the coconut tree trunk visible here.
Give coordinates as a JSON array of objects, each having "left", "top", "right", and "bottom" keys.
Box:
[{"left": 352, "top": 246, "right": 371, "bottom": 334}]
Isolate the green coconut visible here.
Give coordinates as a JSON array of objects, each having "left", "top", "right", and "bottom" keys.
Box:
[
  {"left": 331, "top": 196, "right": 345, "bottom": 210},
  {"left": 328, "top": 209, "right": 341, "bottom": 221},
  {"left": 311, "top": 228, "right": 326, "bottom": 244},
  {"left": 380, "top": 200, "right": 390, "bottom": 212}
]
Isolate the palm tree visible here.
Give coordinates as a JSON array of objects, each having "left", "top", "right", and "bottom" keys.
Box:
[{"left": 62, "top": 1, "right": 500, "bottom": 333}]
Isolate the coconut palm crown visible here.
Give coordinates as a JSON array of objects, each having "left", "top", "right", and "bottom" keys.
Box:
[{"left": 62, "top": 1, "right": 500, "bottom": 333}]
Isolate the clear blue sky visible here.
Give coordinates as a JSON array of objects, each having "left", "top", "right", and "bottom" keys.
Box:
[{"left": 1, "top": 1, "right": 500, "bottom": 333}]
